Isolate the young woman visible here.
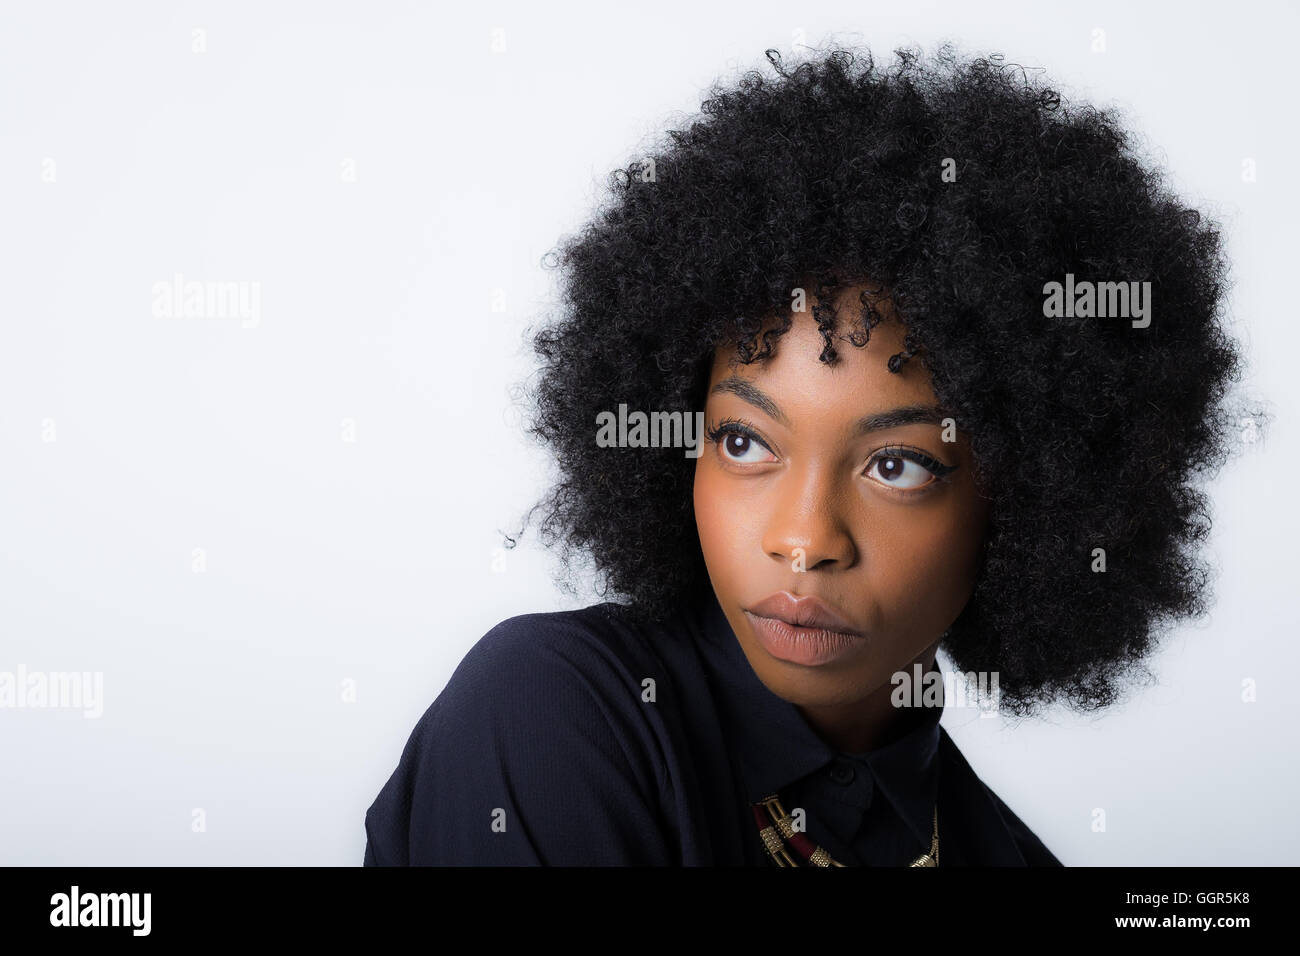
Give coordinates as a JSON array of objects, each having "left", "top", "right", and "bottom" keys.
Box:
[{"left": 363, "top": 43, "right": 1261, "bottom": 866}]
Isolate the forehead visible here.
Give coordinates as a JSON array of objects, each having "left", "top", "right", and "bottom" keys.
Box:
[{"left": 706, "top": 302, "right": 938, "bottom": 413}]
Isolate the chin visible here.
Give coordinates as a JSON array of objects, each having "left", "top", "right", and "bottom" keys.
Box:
[{"left": 746, "top": 651, "right": 879, "bottom": 707}]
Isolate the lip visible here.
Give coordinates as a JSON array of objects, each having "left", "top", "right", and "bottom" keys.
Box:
[
  {"left": 747, "top": 591, "right": 863, "bottom": 634},
  {"left": 743, "top": 591, "right": 867, "bottom": 667}
]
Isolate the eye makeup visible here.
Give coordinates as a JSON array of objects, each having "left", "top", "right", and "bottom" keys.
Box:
[{"left": 703, "top": 416, "right": 959, "bottom": 488}]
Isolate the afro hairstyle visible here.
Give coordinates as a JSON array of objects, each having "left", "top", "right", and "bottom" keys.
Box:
[{"left": 512, "top": 42, "right": 1267, "bottom": 717}]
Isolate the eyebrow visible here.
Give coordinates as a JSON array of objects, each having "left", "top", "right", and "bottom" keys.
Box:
[{"left": 709, "top": 376, "right": 950, "bottom": 435}]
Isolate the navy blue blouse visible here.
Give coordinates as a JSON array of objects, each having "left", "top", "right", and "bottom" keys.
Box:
[{"left": 363, "top": 590, "right": 1061, "bottom": 866}]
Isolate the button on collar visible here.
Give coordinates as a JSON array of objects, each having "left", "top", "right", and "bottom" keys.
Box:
[{"left": 828, "top": 760, "right": 855, "bottom": 786}]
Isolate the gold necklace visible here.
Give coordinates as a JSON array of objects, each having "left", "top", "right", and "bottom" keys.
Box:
[{"left": 752, "top": 793, "right": 939, "bottom": 866}]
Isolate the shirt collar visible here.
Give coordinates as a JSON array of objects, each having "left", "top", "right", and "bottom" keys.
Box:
[{"left": 692, "top": 589, "right": 943, "bottom": 849}]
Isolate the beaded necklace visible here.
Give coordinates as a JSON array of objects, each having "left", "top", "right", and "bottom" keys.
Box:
[{"left": 751, "top": 793, "right": 939, "bottom": 866}]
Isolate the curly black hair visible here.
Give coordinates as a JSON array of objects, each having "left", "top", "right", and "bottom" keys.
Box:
[{"left": 510, "top": 42, "right": 1268, "bottom": 717}]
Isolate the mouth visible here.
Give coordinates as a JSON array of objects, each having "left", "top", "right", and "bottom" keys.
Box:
[
  {"left": 743, "top": 611, "right": 867, "bottom": 666},
  {"left": 744, "top": 590, "right": 864, "bottom": 636}
]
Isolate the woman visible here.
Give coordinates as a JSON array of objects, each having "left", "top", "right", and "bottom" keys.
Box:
[{"left": 363, "top": 43, "right": 1260, "bottom": 866}]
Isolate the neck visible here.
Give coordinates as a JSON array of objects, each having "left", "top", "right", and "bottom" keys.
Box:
[{"left": 795, "top": 641, "right": 941, "bottom": 754}]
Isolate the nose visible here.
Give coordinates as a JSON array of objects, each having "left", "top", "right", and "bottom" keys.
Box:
[{"left": 760, "top": 464, "right": 857, "bottom": 570}]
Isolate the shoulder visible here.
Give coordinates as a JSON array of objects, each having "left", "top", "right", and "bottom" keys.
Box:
[
  {"left": 364, "top": 603, "right": 686, "bottom": 865},
  {"left": 420, "top": 604, "right": 675, "bottom": 763},
  {"left": 448, "top": 603, "right": 670, "bottom": 704},
  {"left": 982, "top": 785, "right": 1064, "bottom": 866},
  {"left": 937, "top": 727, "right": 1064, "bottom": 867}
]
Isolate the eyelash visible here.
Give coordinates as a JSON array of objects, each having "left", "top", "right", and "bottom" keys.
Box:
[{"left": 703, "top": 416, "right": 959, "bottom": 491}]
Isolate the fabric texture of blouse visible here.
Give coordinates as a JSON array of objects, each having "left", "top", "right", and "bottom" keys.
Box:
[{"left": 363, "top": 590, "right": 1062, "bottom": 866}]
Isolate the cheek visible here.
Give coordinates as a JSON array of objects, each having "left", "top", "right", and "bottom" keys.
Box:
[
  {"left": 693, "top": 460, "right": 758, "bottom": 569},
  {"left": 865, "top": 498, "right": 986, "bottom": 626},
  {"left": 693, "top": 462, "right": 729, "bottom": 563}
]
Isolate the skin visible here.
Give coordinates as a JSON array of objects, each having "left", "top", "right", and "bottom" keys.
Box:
[{"left": 692, "top": 283, "right": 992, "bottom": 754}]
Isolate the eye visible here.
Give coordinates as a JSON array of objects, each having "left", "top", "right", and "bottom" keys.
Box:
[
  {"left": 704, "top": 418, "right": 778, "bottom": 465},
  {"left": 863, "top": 445, "right": 957, "bottom": 491}
]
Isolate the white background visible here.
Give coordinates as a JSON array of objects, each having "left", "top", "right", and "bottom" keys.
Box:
[{"left": 0, "top": 0, "right": 1294, "bottom": 865}]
